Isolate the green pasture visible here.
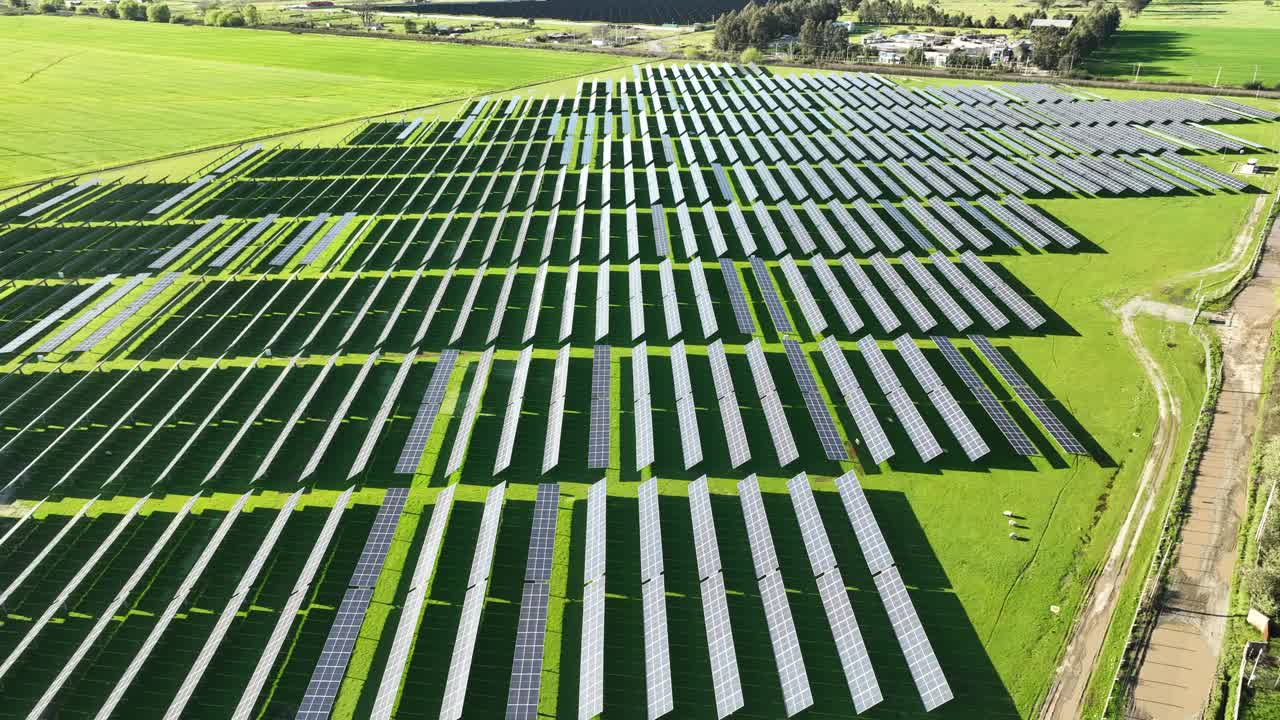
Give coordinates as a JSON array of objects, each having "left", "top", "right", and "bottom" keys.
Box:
[
  {"left": 1, "top": 159, "right": 1275, "bottom": 718},
  {"left": 0, "top": 15, "right": 629, "bottom": 187},
  {"left": 1082, "top": 0, "right": 1280, "bottom": 87},
  {"left": 2, "top": 48, "right": 1280, "bottom": 718}
]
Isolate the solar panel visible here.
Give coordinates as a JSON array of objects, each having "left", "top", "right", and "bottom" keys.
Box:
[
  {"left": 786, "top": 473, "right": 837, "bottom": 575},
  {"left": 688, "top": 258, "right": 719, "bottom": 338},
  {"left": 210, "top": 214, "right": 280, "bottom": 268},
  {"left": 525, "top": 483, "right": 559, "bottom": 582},
  {"left": 440, "top": 485, "right": 507, "bottom": 720},
  {"left": 67, "top": 273, "right": 180, "bottom": 352},
  {"left": 394, "top": 350, "right": 459, "bottom": 474},
  {"left": 701, "top": 572, "right": 746, "bottom": 719},
  {"left": 638, "top": 478, "right": 664, "bottom": 581},
  {"left": 688, "top": 477, "right": 723, "bottom": 580},
  {"left": 875, "top": 567, "right": 954, "bottom": 711},
  {"left": 589, "top": 345, "right": 612, "bottom": 468},
  {"left": 868, "top": 254, "right": 936, "bottom": 332},
  {"left": 833, "top": 470, "right": 895, "bottom": 575},
  {"left": 445, "top": 348, "right": 495, "bottom": 476},
  {"left": 19, "top": 177, "right": 101, "bottom": 218},
  {"left": 578, "top": 578, "right": 606, "bottom": 720},
  {"left": 816, "top": 569, "right": 884, "bottom": 713},
  {"left": 350, "top": 487, "right": 411, "bottom": 587},
  {"left": 817, "top": 337, "right": 894, "bottom": 465},
  {"left": 629, "top": 261, "right": 646, "bottom": 341},
  {"left": 808, "top": 257, "right": 862, "bottom": 335},
  {"left": 268, "top": 214, "right": 329, "bottom": 266},
  {"left": 299, "top": 212, "right": 358, "bottom": 265},
  {"left": 929, "top": 252, "right": 1009, "bottom": 330},
  {"left": 737, "top": 475, "right": 778, "bottom": 578},
  {"left": 891, "top": 335, "right": 943, "bottom": 393},
  {"left": 749, "top": 256, "right": 793, "bottom": 333},
  {"left": 838, "top": 256, "right": 900, "bottom": 333},
  {"left": 370, "top": 486, "right": 454, "bottom": 720},
  {"left": 759, "top": 571, "right": 814, "bottom": 717},
  {"left": 777, "top": 255, "right": 828, "bottom": 335},
  {"left": 295, "top": 587, "right": 376, "bottom": 720},
  {"left": 744, "top": 339, "right": 777, "bottom": 395},
  {"left": 505, "top": 485, "right": 559, "bottom": 719},
  {"left": 929, "top": 383, "right": 991, "bottom": 461},
  {"left": 494, "top": 347, "right": 534, "bottom": 475},
  {"left": 674, "top": 394, "right": 703, "bottom": 470},
  {"left": 887, "top": 387, "right": 945, "bottom": 462},
  {"left": 719, "top": 258, "right": 756, "bottom": 334},
  {"left": 148, "top": 175, "right": 213, "bottom": 215},
  {"left": 642, "top": 575, "right": 675, "bottom": 720}
]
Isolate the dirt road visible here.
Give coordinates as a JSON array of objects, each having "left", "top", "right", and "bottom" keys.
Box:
[
  {"left": 1042, "top": 214, "right": 1280, "bottom": 720},
  {"left": 1040, "top": 298, "right": 1184, "bottom": 720},
  {"left": 1122, "top": 224, "right": 1280, "bottom": 720}
]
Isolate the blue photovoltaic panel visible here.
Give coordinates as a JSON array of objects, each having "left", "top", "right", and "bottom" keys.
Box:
[
  {"left": 749, "top": 256, "right": 792, "bottom": 333},
  {"left": 394, "top": 351, "right": 459, "bottom": 474},
  {"left": 719, "top": 258, "right": 756, "bottom": 334},
  {"left": 295, "top": 587, "right": 375, "bottom": 720},
  {"left": 931, "top": 336, "right": 1037, "bottom": 456},
  {"left": 970, "top": 334, "right": 1086, "bottom": 454},
  {"left": 589, "top": 345, "right": 612, "bottom": 468}
]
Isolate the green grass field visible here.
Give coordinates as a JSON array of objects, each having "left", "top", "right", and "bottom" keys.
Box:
[
  {"left": 1, "top": 23, "right": 1279, "bottom": 719},
  {"left": 1083, "top": 0, "right": 1280, "bottom": 87},
  {"left": 0, "top": 15, "right": 628, "bottom": 187}
]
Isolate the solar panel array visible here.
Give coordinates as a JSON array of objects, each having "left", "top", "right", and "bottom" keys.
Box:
[
  {"left": 297, "top": 488, "right": 409, "bottom": 720},
  {"left": 371, "top": 485, "right": 455, "bottom": 720},
  {"left": 494, "top": 347, "right": 534, "bottom": 475},
  {"left": 638, "top": 478, "right": 675, "bottom": 719},
  {"left": 441, "top": 482, "right": 507, "bottom": 720},
  {"left": 857, "top": 336, "right": 944, "bottom": 462},
  {"left": 836, "top": 471, "right": 953, "bottom": 711},
  {"left": 1, "top": 61, "right": 1208, "bottom": 720},
  {"left": 394, "top": 350, "right": 459, "bottom": 473},
  {"left": 783, "top": 339, "right": 847, "bottom": 460},
  {"left": 738, "top": 475, "right": 814, "bottom": 717},
  {"left": 708, "top": 340, "right": 752, "bottom": 468},
  {"left": 632, "top": 342, "right": 655, "bottom": 470},
  {"left": 590, "top": 344, "right": 612, "bottom": 468},
  {"left": 892, "top": 336, "right": 989, "bottom": 461},
  {"left": 578, "top": 480, "right": 607, "bottom": 720},
  {"left": 506, "top": 483, "right": 559, "bottom": 720},
  {"left": 787, "top": 474, "right": 883, "bottom": 712},
  {"left": 744, "top": 339, "right": 800, "bottom": 466},
  {"left": 688, "top": 477, "right": 746, "bottom": 719},
  {"left": 971, "top": 334, "right": 1087, "bottom": 454}
]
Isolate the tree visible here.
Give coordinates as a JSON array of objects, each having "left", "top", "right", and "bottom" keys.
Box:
[
  {"left": 37, "top": 0, "right": 62, "bottom": 12},
  {"left": 117, "top": 0, "right": 145, "bottom": 19},
  {"left": 799, "top": 18, "right": 824, "bottom": 57},
  {"left": 904, "top": 46, "right": 927, "bottom": 65},
  {"left": 683, "top": 45, "right": 704, "bottom": 60},
  {"left": 243, "top": 3, "right": 259, "bottom": 24},
  {"left": 147, "top": 2, "right": 170, "bottom": 22},
  {"left": 355, "top": 0, "right": 374, "bottom": 27},
  {"left": 739, "top": 46, "right": 762, "bottom": 64},
  {"left": 403, "top": 18, "right": 417, "bottom": 33},
  {"left": 100, "top": 3, "right": 119, "bottom": 17}
]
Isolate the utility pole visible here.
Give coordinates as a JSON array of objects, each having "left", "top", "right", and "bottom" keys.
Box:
[
  {"left": 1213, "top": 67, "right": 1222, "bottom": 88},
  {"left": 1133, "top": 62, "right": 1142, "bottom": 83}
]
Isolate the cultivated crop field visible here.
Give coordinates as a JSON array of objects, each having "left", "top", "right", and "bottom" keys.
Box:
[
  {"left": 0, "top": 16, "right": 628, "bottom": 188},
  {"left": 0, "top": 62, "right": 1277, "bottom": 720}
]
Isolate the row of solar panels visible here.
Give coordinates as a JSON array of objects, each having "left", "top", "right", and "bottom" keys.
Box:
[
  {"left": 471, "top": 332, "right": 1083, "bottom": 479},
  {"left": 0, "top": 465, "right": 957, "bottom": 720},
  {"left": 467, "top": 88, "right": 1253, "bottom": 166}
]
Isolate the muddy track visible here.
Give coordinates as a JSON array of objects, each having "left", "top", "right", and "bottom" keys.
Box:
[{"left": 1040, "top": 299, "right": 1183, "bottom": 720}]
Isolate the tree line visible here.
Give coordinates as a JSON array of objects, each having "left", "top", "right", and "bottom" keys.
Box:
[
  {"left": 1027, "top": 1, "right": 1121, "bottom": 71},
  {"left": 712, "top": 0, "right": 847, "bottom": 51}
]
